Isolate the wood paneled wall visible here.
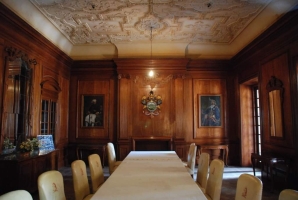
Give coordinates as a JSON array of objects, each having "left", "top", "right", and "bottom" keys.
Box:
[
  {"left": 193, "top": 79, "right": 227, "bottom": 141},
  {"left": 232, "top": 7, "right": 298, "bottom": 169},
  {"left": 116, "top": 59, "right": 230, "bottom": 160},
  {"left": 69, "top": 59, "right": 230, "bottom": 162},
  {"left": 1, "top": 2, "right": 298, "bottom": 171},
  {"left": 0, "top": 3, "right": 72, "bottom": 167},
  {"left": 116, "top": 59, "right": 190, "bottom": 159},
  {"left": 67, "top": 61, "right": 117, "bottom": 163},
  {"left": 260, "top": 53, "right": 294, "bottom": 150}
]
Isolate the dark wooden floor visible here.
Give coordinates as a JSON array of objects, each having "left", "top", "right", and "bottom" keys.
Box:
[{"left": 32, "top": 166, "right": 284, "bottom": 200}]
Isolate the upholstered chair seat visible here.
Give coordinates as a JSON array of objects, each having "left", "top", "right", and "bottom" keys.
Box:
[
  {"left": 88, "top": 154, "right": 105, "bottom": 193},
  {"left": 279, "top": 189, "right": 298, "bottom": 200},
  {"left": 235, "top": 173, "right": 262, "bottom": 200},
  {"left": 38, "top": 170, "right": 66, "bottom": 200},
  {"left": 71, "top": 160, "right": 93, "bottom": 200},
  {"left": 204, "top": 159, "right": 225, "bottom": 200},
  {"left": 0, "top": 190, "right": 32, "bottom": 200},
  {"left": 107, "top": 142, "right": 122, "bottom": 175},
  {"left": 196, "top": 152, "right": 210, "bottom": 193}
]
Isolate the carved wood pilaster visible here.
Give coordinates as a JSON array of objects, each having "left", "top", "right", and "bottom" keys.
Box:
[{"left": 118, "top": 74, "right": 131, "bottom": 79}]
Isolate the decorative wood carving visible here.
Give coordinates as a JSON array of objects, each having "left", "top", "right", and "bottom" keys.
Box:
[
  {"left": 2, "top": 47, "right": 35, "bottom": 147},
  {"left": 5, "top": 47, "right": 28, "bottom": 61},
  {"left": 40, "top": 78, "right": 62, "bottom": 93},
  {"left": 135, "top": 73, "right": 174, "bottom": 88},
  {"left": 141, "top": 90, "right": 162, "bottom": 118},
  {"left": 266, "top": 76, "right": 284, "bottom": 93},
  {"left": 118, "top": 74, "right": 131, "bottom": 79},
  {"left": 266, "top": 76, "right": 284, "bottom": 138}
]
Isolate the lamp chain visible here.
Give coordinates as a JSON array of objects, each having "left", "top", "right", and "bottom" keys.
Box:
[{"left": 151, "top": 26, "right": 153, "bottom": 59}]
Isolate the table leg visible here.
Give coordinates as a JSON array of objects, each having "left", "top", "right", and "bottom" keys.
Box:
[
  {"left": 102, "top": 145, "right": 106, "bottom": 167},
  {"left": 269, "top": 160, "right": 274, "bottom": 192},
  {"left": 76, "top": 148, "right": 80, "bottom": 160},
  {"left": 225, "top": 146, "right": 229, "bottom": 166},
  {"left": 251, "top": 156, "right": 256, "bottom": 176}
]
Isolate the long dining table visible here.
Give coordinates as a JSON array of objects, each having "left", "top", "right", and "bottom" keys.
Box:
[{"left": 91, "top": 151, "right": 207, "bottom": 200}]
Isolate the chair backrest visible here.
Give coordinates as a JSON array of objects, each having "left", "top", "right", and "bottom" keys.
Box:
[
  {"left": 107, "top": 142, "right": 117, "bottom": 173},
  {"left": 71, "top": 160, "right": 91, "bottom": 200},
  {"left": 88, "top": 154, "right": 105, "bottom": 193},
  {"left": 38, "top": 170, "right": 66, "bottom": 200},
  {"left": 235, "top": 173, "right": 262, "bottom": 200},
  {"left": 0, "top": 190, "right": 32, "bottom": 200},
  {"left": 205, "top": 159, "right": 225, "bottom": 200},
  {"left": 196, "top": 152, "right": 210, "bottom": 190},
  {"left": 279, "top": 189, "right": 298, "bottom": 200},
  {"left": 186, "top": 143, "right": 197, "bottom": 171}
]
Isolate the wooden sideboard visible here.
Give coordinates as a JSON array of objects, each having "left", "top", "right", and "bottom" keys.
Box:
[
  {"left": 0, "top": 149, "right": 59, "bottom": 195},
  {"left": 251, "top": 152, "right": 291, "bottom": 191},
  {"left": 132, "top": 136, "right": 173, "bottom": 151},
  {"left": 76, "top": 144, "right": 106, "bottom": 167},
  {"left": 197, "top": 144, "right": 229, "bottom": 166}
]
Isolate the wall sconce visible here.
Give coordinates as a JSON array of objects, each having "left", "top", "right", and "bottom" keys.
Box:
[{"left": 141, "top": 90, "right": 162, "bottom": 118}]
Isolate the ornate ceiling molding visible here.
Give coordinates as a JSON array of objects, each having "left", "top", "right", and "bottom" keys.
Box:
[{"left": 30, "top": 0, "right": 271, "bottom": 45}]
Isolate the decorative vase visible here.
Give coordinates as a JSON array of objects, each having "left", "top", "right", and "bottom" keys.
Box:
[
  {"left": 1, "top": 147, "right": 15, "bottom": 155},
  {"left": 31, "top": 148, "right": 39, "bottom": 156}
]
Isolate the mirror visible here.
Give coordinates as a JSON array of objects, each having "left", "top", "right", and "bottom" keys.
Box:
[
  {"left": 1, "top": 47, "right": 34, "bottom": 152},
  {"left": 266, "top": 76, "right": 284, "bottom": 137}
]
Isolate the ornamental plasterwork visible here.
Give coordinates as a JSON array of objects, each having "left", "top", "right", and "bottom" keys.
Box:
[
  {"left": 30, "top": 0, "right": 271, "bottom": 45},
  {"left": 133, "top": 73, "right": 174, "bottom": 89}
]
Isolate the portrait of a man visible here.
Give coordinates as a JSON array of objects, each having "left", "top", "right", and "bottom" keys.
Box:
[
  {"left": 200, "top": 95, "right": 221, "bottom": 127},
  {"left": 82, "top": 95, "right": 104, "bottom": 127}
]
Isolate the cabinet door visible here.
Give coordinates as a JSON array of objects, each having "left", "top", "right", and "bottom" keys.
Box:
[
  {"left": 0, "top": 161, "right": 18, "bottom": 194},
  {"left": 18, "top": 160, "right": 34, "bottom": 192},
  {"left": 0, "top": 151, "right": 57, "bottom": 195},
  {"left": 32, "top": 155, "right": 47, "bottom": 190}
]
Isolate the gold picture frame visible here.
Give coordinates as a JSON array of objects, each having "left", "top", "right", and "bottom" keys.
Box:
[
  {"left": 199, "top": 95, "right": 222, "bottom": 127},
  {"left": 81, "top": 95, "right": 104, "bottom": 128}
]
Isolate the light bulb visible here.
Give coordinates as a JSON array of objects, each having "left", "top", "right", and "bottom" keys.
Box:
[{"left": 149, "top": 70, "right": 154, "bottom": 77}]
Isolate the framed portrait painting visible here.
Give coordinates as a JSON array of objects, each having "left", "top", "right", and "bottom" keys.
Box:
[
  {"left": 199, "top": 95, "right": 222, "bottom": 127},
  {"left": 81, "top": 95, "right": 104, "bottom": 128}
]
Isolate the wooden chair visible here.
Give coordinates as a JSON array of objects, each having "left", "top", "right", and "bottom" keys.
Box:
[
  {"left": 183, "top": 143, "right": 197, "bottom": 177},
  {"left": 71, "top": 160, "right": 93, "bottom": 200},
  {"left": 107, "top": 142, "right": 122, "bottom": 175},
  {"left": 196, "top": 152, "right": 210, "bottom": 193},
  {"left": 0, "top": 190, "right": 32, "bottom": 200},
  {"left": 235, "top": 173, "right": 262, "bottom": 200},
  {"left": 204, "top": 159, "right": 225, "bottom": 200},
  {"left": 279, "top": 189, "right": 298, "bottom": 200},
  {"left": 38, "top": 170, "right": 66, "bottom": 200},
  {"left": 88, "top": 154, "right": 105, "bottom": 193}
]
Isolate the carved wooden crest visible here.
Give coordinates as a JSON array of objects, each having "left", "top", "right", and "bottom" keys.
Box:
[{"left": 141, "top": 90, "right": 162, "bottom": 118}]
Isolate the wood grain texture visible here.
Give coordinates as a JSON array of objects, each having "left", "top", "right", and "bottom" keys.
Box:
[
  {"left": 0, "top": 4, "right": 71, "bottom": 168},
  {"left": 193, "top": 79, "right": 226, "bottom": 140},
  {"left": 239, "top": 84, "right": 254, "bottom": 166},
  {"left": 261, "top": 53, "right": 293, "bottom": 149}
]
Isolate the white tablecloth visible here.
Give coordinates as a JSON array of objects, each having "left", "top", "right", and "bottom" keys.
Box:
[{"left": 91, "top": 151, "right": 207, "bottom": 200}]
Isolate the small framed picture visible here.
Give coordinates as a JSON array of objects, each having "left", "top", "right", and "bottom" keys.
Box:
[
  {"left": 199, "top": 95, "right": 222, "bottom": 127},
  {"left": 37, "top": 135, "right": 55, "bottom": 153},
  {"left": 81, "top": 95, "right": 104, "bottom": 128}
]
